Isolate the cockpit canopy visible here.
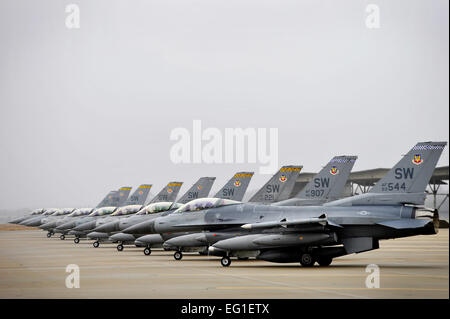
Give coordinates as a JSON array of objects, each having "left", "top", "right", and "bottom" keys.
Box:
[
  {"left": 31, "top": 208, "right": 44, "bottom": 215},
  {"left": 68, "top": 208, "right": 93, "bottom": 217},
  {"left": 51, "top": 208, "right": 74, "bottom": 216},
  {"left": 173, "top": 198, "right": 240, "bottom": 214},
  {"left": 43, "top": 209, "right": 58, "bottom": 216},
  {"left": 136, "top": 202, "right": 182, "bottom": 215},
  {"left": 111, "top": 205, "right": 143, "bottom": 216},
  {"left": 89, "top": 206, "right": 117, "bottom": 217}
]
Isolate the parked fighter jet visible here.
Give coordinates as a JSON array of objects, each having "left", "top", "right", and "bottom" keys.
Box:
[
  {"left": 9, "top": 208, "right": 46, "bottom": 225},
  {"left": 128, "top": 166, "right": 303, "bottom": 257},
  {"left": 164, "top": 157, "right": 356, "bottom": 259},
  {"left": 124, "top": 172, "right": 255, "bottom": 255},
  {"left": 38, "top": 190, "right": 118, "bottom": 238},
  {"left": 64, "top": 185, "right": 149, "bottom": 242},
  {"left": 86, "top": 182, "right": 181, "bottom": 247},
  {"left": 140, "top": 142, "right": 446, "bottom": 267},
  {"left": 106, "top": 177, "right": 216, "bottom": 251},
  {"left": 43, "top": 188, "right": 134, "bottom": 239},
  {"left": 54, "top": 187, "right": 131, "bottom": 240},
  {"left": 20, "top": 208, "right": 75, "bottom": 227}
]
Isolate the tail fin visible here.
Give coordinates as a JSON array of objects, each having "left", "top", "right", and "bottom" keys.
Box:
[
  {"left": 149, "top": 182, "right": 183, "bottom": 204},
  {"left": 177, "top": 177, "right": 216, "bottom": 204},
  {"left": 248, "top": 166, "right": 302, "bottom": 203},
  {"left": 369, "top": 142, "right": 446, "bottom": 194},
  {"left": 95, "top": 190, "right": 118, "bottom": 208},
  {"left": 214, "top": 172, "right": 254, "bottom": 201},
  {"left": 122, "top": 184, "right": 152, "bottom": 206},
  {"left": 115, "top": 187, "right": 132, "bottom": 206},
  {"left": 296, "top": 156, "right": 357, "bottom": 201},
  {"left": 326, "top": 142, "right": 447, "bottom": 207}
]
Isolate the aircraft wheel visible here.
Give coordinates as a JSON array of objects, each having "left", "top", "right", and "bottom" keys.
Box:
[
  {"left": 144, "top": 248, "right": 152, "bottom": 256},
  {"left": 221, "top": 256, "right": 231, "bottom": 267},
  {"left": 300, "top": 253, "right": 315, "bottom": 267},
  {"left": 47, "top": 232, "right": 52, "bottom": 238},
  {"left": 117, "top": 244, "right": 124, "bottom": 251},
  {"left": 60, "top": 234, "right": 65, "bottom": 240},
  {"left": 173, "top": 251, "right": 183, "bottom": 260},
  {"left": 74, "top": 237, "right": 80, "bottom": 244},
  {"left": 317, "top": 256, "right": 332, "bottom": 267},
  {"left": 93, "top": 241, "right": 100, "bottom": 248}
]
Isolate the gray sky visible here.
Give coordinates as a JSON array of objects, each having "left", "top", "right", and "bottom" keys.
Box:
[{"left": 0, "top": 0, "right": 448, "bottom": 209}]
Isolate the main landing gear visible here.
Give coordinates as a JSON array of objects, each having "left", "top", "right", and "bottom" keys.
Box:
[
  {"left": 47, "top": 232, "right": 53, "bottom": 238},
  {"left": 144, "top": 247, "right": 152, "bottom": 255},
  {"left": 74, "top": 237, "right": 80, "bottom": 244},
  {"left": 93, "top": 241, "right": 100, "bottom": 248},
  {"left": 117, "top": 244, "right": 124, "bottom": 251}
]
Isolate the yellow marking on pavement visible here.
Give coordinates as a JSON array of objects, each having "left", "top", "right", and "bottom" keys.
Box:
[{"left": 216, "top": 286, "right": 448, "bottom": 291}]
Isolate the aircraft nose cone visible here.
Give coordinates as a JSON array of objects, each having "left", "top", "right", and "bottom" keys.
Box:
[
  {"left": 93, "top": 221, "right": 118, "bottom": 233},
  {"left": 10, "top": 216, "right": 28, "bottom": 224},
  {"left": 56, "top": 221, "right": 76, "bottom": 231},
  {"left": 123, "top": 220, "right": 155, "bottom": 234},
  {"left": 23, "top": 218, "right": 42, "bottom": 227},
  {"left": 73, "top": 220, "right": 96, "bottom": 232},
  {"left": 117, "top": 220, "right": 133, "bottom": 231},
  {"left": 19, "top": 219, "right": 33, "bottom": 226}
]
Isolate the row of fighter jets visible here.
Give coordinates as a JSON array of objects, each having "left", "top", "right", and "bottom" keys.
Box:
[{"left": 10, "top": 141, "right": 447, "bottom": 267}]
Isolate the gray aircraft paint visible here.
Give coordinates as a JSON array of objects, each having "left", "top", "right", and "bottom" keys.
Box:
[
  {"left": 326, "top": 141, "right": 447, "bottom": 207},
  {"left": 248, "top": 165, "right": 302, "bottom": 204},
  {"left": 114, "top": 187, "right": 133, "bottom": 207},
  {"left": 177, "top": 177, "right": 216, "bottom": 204},
  {"left": 273, "top": 156, "right": 357, "bottom": 206},
  {"left": 122, "top": 184, "right": 152, "bottom": 206},
  {"left": 148, "top": 182, "right": 182, "bottom": 204},
  {"left": 213, "top": 172, "right": 253, "bottom": 201}
]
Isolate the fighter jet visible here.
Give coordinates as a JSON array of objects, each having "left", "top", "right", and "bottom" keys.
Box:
[
  {"left": 140, "top": 142, "right": 446, "bottom": 267},
  {"left": 54, "top": 187, "right": 131, "bottom": 239},
  {"left": 86, "top": 182, "right": 180, "bottom": 247},
  {"left": 128, "top": 166, "right": 303, "bottom": 257},
  {"left": 61, "top": 185, "right": 148, "bottom": 242},
  {"left": 163, "top": 157, "right": 356, "bottom": 259},
  {"left": 105, "top": 177, "right": 217, "bottom": 251},
  {"left": 125, "top": 172, "right": 255, "bottom": 255},
  {"left": 20, "top": 208, "right": 76, "bottom": 227},
  {"left": 39, "top": 189, "right": 125, "bottom": 239},
  {"left": 9, "top": 208, "right": 46, "bottom": 225},
  {"left": 47, "top": 187, "right": 132, "bottom": 240}
]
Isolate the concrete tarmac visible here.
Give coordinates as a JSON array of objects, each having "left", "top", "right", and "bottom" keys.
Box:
[{"left": 0, "top": 228, "right": 448, "bottom": 299}]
